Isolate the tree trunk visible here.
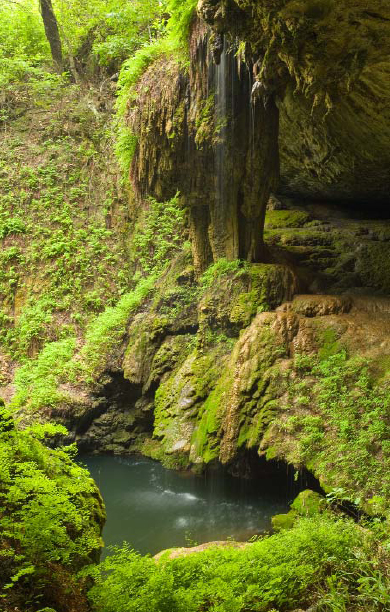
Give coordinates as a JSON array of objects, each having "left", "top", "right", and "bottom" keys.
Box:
[{"left": 39, "top": 0, "right": 63, "bottom": 71}]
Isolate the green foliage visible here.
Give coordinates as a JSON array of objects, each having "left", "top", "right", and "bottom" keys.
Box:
[
  {"left": 0, "top": 1, "right": 48, "bottom": 62},
  {"left": 91, "top": 0, "right": 166, "bottom": 68},
  {"left": 88, "top": 515, "right": 390, "bottom": 612},
  {"left": 166, "top": 0, "right": 198, "bottom": 44},
  {"left": 0, "top": 406, "right": 104, "bottom": 609},
  {"left": 10, "top": 274, "right": 156, "bottom": 410},
  {"left": 12, "top": 337, "right": 76, "bottom": 411},
  {"left": 0, "top": 0, "right": 166, "bottom": 72},
  {"left": 7, "top": 298, "right": 54, "bottom": 357},
  {"left": 0, "top": 84, "right": 132, "bottom": 361},
  {"left": 276, "top": 349, "right": 390, "bottom": 513},
  {"left": 200, "top": 259, "right": 247, "bottom": 288},
  {"left": 0, "top": 216, "right": 26, "bottom": 239},
  {"left": 79, "top": 275, "right": 157, "bottom": 376},
  {"left": 116, "top": 37, "right": 174, "bottom": 115},
  {"left": 132, "top": 193, "right": 187, "bottom": 275}
]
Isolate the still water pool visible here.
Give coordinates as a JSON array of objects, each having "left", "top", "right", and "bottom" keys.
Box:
[{"left": 82, "top": 455, "right": 292, "bottom": 557}]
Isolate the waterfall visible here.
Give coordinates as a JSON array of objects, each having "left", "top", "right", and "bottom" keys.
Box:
[
  {"left": 203, "top": 34, "right": 263, "bottom": 261},
  {"left": 215, "top": 37, "right": 228, "bottom": 223}
]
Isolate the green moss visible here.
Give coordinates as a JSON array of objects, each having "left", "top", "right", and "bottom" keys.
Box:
[
  {"left": 191, "top": 378, "right": 229, "bottom": 463},
  {"left": 153, "top": 343, "right": 230, "bottom": 462},
  {"left": 272, "top": 490, "right": 324, "bottom": 531},
  {"left": 195, "top": 94, "right": 216, "bottom": 148},
  {"left": 291, "top": 489, "right": 324, "bottom": 516},
  {"left": 237, "top": 398, "right": 281, "bottom": 450},
  {"left": 317, "top": 327, "right": 341, "bottom": 361},
  {"left": 370, "top": 354, "right": 390, "bottom": 383},
  {"left": 200, "top": 258, "right": 246, "bottom": 288},
  {"left": 355, "top": 242, "right": 390, "bottom": 294},
  {"left": 198, "top": 263, "right": 293, "bottom": 335},
  {"left": 272, "top": 510, "right": 296, "bottom": 531},
  {"left": 265, "top": 209, "right": 311, "bottom": 229},
  {"left": 230, "top": 264, "right": 285, "bottom": 325}
]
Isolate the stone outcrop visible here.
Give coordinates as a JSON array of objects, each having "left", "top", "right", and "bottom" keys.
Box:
[
  {"left": 127, "top": 20, "right": 280, "bottom": 270},
  {"left": 154, "top": 540, "right": 248, "bottom": 561},
  {"left": 127, "top": 1, "right": 390, "bottom": 275},
  {"left": 198, "top": 0, "right": 390, "bottom": 201},
  {"left": 46, "top": 199, "right": 390, "bottom": 515}
]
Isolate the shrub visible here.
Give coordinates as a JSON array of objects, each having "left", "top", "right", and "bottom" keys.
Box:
[
  {"left": 88, "top": 515, "right": 389, "bottom": 612},
  {"left": 0, "top": 405, "right": 104, "bottom": 610}
]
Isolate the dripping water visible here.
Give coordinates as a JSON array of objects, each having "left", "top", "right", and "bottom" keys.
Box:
[{"left": 215, "top": 37, "right": 228, "bottom": 216}]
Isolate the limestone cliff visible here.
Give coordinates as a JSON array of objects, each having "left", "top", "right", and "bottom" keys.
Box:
[
  {"left": 48, "top": 197, "right": 390, "bottom": 516},
  {"left": 6, "top": 1, "right": 390, "bottom": 521},
  {"left": 198, "top": 0, "right": 390, "bottom": 201},
  {"left": 127, "top": 0, "right": 390, "bottom": 272}
]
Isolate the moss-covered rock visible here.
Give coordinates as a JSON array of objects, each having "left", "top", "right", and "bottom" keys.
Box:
[
  {"left": 264, "top": 198, "right": 390, "bottom": 296},
  {"left": 198, "top": 263, "right": 296, "bottom": 334},
  {"left": 198, "top": 0, "right": 390, "bottom": 202},
  {"left": 271, "top": 510, "right": 296, "bottom": 531},
  {"left": 291, "top": 489, "right": 324, "bottom": 516},
  {"left": 272, "top": 489, "right": 324, "bottom": 531}
]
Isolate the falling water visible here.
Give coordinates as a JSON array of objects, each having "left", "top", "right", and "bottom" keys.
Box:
[{"left": 215, "top": 38, "right": 228, "bottom": 216}]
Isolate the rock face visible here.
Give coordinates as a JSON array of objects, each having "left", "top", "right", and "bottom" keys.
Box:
[
  {"left": 128, "top": 20, "right": 280, "bottom": 270},
  {"left": 198, "top": 0, "right": 390, "bottom": 202},
  {"left": 24, "top": 2, "right": 390, "bottom": 517},
  {"left": 53, "top": 199, "right": 390, "bottom": 513},
  {"left": 127, "top": 2, "right": 390, "bottom": 272}
]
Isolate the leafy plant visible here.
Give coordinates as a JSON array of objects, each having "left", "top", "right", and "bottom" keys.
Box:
[
  {"left": 132, "top": 192, "right": 187, "bottom": 275},
  {"left": 87, "top": 515, "right": 390, "bottom": 612},
  {"left": 269, "top": 348, "right": 390, "bottom": 514},
  {"left": 0, "top": 404, "right": 104, "bottom": 610}
]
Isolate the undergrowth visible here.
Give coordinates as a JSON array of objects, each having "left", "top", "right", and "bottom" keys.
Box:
[
  {"left": 267, "top": 349, "right": 390, "bottom": 515},
  {"left": 10, "top": 188, "right": 187, "bottom": 407},
  {"left": 87, "top": 514, "right": 390, "bottom": 612},
  {"left": 0, "top": 83, "right": 131, "bottom": 365},
  {"left": 131, "top": 192, "right": 187, "bottom": 276},
  {"left": 0, "top": 403, "right": 104, "bottom": 611}
]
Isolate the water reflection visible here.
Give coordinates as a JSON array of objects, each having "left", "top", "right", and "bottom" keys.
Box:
[{"left": 81, "top": 455, "right": 291, "bottom": 557}]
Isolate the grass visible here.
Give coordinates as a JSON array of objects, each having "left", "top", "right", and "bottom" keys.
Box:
[{"left": 79, "top": 275, "right": 157, "bottom": 376}]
